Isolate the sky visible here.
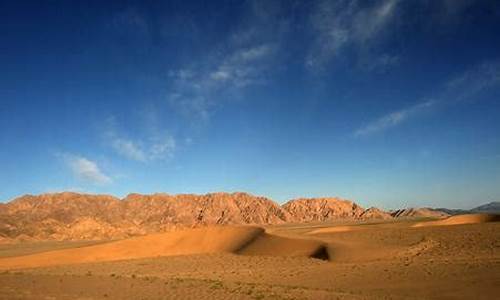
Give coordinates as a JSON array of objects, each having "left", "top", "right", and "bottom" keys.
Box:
[{"left": 1, "top": 0, "right": 500, "bottom": 209}]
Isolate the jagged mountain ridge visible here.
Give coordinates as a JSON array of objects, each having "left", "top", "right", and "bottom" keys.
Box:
[
  {"left": 0, "top": 192, "right": 293, "bottom": 241},
  {"left": 281, "top": 197, "right": 365, "bottom": 222},
  {"left": 0, "top": 192, "right": 476, "bottom": 242}
]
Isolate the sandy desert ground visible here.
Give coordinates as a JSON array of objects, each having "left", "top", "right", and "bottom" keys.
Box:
[{"left": 0, "top": 214, "right": 499, "bottom": 300}]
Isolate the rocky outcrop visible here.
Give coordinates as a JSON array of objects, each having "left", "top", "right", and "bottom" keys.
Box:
[
  {"left": 0, "top": 192, "right": 133, "bottom": 240},
  {"left": 0, "top": 192, "right": 291, "bottom": 241},
  {"left": 282, "top": 197, "right": 365, "bottom": 222},
  {"left": 390, "top": 208, "right": 449, "bottom": 218},
  {"left": 121, "top": 192, "right": 292, "bottom": 230},
  {"left": 360, "top": 207, "right": 393, "bottom": 220}
]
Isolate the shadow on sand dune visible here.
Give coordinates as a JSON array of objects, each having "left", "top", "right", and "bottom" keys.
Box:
[{"left": 0, "top": 226, "right": 329, "bottom": 269}]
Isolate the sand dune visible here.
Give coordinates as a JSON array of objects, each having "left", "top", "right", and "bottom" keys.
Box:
[
  {"left": 306, "top": 226, "right": 357, "bottom": 234},
  {"left": 413, "top": 213, "right": 500, "bottom": 227},
  {"left": 238, "top": 231, "right": 329, "bottom": 259},
  {"left": 0, "top": 226, "right": 328, "bottom": 269},
  {"left": 1, "top": 219, "right": 499, "bottom": 299}
]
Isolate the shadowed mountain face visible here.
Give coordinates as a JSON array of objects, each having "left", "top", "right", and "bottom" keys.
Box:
[
  {"left": 0, "top": 192, "right": 488, "bottom": 242},
  {"left": 360, "top": 207, "right": 393, "bottom": 220},
  {"left": 471, "top": 202, "right": 500, "bottom": 213},
  {"left": 390, "top": 208, "right": 450, "bottom": 219}
]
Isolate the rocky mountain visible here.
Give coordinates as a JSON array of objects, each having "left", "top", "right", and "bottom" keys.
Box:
[
  {"left": 0, "top": 192, "right": 292, "bottom": 242},
  {"left": 390, "top": 208, "right": 449, "bottom": 218},
  {"left": 1, "top": 192, "right": 469, "bottom": 243},
  {"left": 0, "top": 193, "right": 132, "bottom": 241},
  {"left": 360, "top": 207, "right": 393, "bottom": 220},
  {"left": 282, "top": 197, "right": 365, "bottom": 222},
  {"left": 121, "top": 192, "right": 292, "bottom": 230}
]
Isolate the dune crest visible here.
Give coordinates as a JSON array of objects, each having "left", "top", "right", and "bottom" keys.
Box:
[
  {"left": 306, "top": 226, "right": 358, "bottom": 234},
  {"left": 413, "top": 213, "right": 500, "bottom": 227},
  {"left": 0, "top": 226, "right": 328, "bottom": 269}
]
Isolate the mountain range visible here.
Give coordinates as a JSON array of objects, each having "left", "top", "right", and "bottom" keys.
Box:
[
  {"left": 432, "top": 202, "right": 500, "bottom": 215},
  {"left": 0, "top": 192, "right": 497, "bottom": 243}
]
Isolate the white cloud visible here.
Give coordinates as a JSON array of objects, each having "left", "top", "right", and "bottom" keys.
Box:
[
  {"left": 43, "top": 187, "right": 87, "bottom": 194},
  {"left": 354, "top": 100, "right": 434, "bottom": 137},
  {"left": 104, "top": 117, "right": 176, "bottom": 162},
  {"left": 210, "top": 44, "right": 274, "bottom": 88},
  {"left": 63, "top": 154, "right": 112, "bottom": 185},
  {"left": 446, "top": 60, "right": 500, "bottom": 102},
  {"left": 111, "top": 138, "right": 147, "bottom": 162},
  {"left": 168, "top": 43, "right": 276, "bottom": 122},
  {"left": 149, "top": 135, "right": 176, "bottom": 161},
  {"left": 307, "top": 0, "right": 400, "bottom": 70},
  {"left": 364, "top": 54, "right": 400, "bottom": 72},
  {"left": 167, "top": 1, "right": 287, "bottom": 124},
  {"left": 355, "top": 59, "right": 500, "bottom": 136}
]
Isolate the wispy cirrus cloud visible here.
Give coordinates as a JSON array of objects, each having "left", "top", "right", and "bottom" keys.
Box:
[
  {"left": 104, "top": 117, "right": 176, "bottom": 162},
  {"left": 355, "top": 59, "right": 500, "bottom": 136},
  {"left": 167, "top": 43, "right": 277, "bottom": 122},
  {"left": 109, "top": 138, "right": 147, "bottom": 162},
  {"left": 354, "top": 100, "right": 435, "bottom": 137},
  {"left": 306, "top": 0, "right": 400, "bottom": 71},
  {"left": 446, "top": 60, "right": 500, "bottom": 101},
  {"left": 167, "top": 1, "right": 288, "bottom": 124},
  {"left": 110, "top": 8, "right": 151, "bottom": 45},
  {"left": 60, "top": 154, "right": 112, "bottom": 185}
]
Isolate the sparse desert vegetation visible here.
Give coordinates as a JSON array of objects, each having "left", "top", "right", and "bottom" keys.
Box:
[{"left": 0, "top": 216, "right": 499, "bottom": 299}]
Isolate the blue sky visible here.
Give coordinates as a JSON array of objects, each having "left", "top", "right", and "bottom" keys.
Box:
[{"left": 1, "top": 0, "right": 500, "bottom": 209}]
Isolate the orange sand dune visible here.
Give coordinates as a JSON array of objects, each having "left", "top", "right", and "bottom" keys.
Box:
[
  {"left": 0, "top": 226, "right": 328, "bottom": 269},
  {"left": 238, "top": 231, "right": 329, "bottom": 259},
  {"left": 306, "top": 226, "right": 358, "bottom": 234},
  {"left": 413, "top": 213, "right": 500, "bottom": 227}
]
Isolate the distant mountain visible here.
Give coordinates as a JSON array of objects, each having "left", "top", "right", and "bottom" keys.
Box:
[
  {"left": 433, "top": 202, "right": 500, "bottom": 215},
  {"left": 431, "top": 208, "right": 468, "bottom": 215},
  {"left": 470, "top": 202, "right": 500, "bottom": 213}
]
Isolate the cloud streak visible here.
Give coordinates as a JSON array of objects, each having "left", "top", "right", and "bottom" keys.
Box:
[
  {"left": 110, "top": 138, "right": 147, "bottom": 162},
  {"left": 166, "top": 1, "right": 287, "bottom": 124},
  {"left": 355, "top": 59, "right": 500, "bottom": 136},
  {"left": 354, "top": 100, "right": 434, "bottom": 137},
  {"left": 104, "top": 117, "right": 176, "bottom": 162},
  {"left": 446, "top": 60, "right": 500, "bottom": 102},
  {"left": 307, "top": 0, "right": 400, "bottom": 70},
  {"left": 167, "top": 43, "right": 276, "bottom": 121}
]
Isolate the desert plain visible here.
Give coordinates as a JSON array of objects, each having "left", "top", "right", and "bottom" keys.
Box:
[{"left": 0, "top": 213, "right": 499, "bottom": 300}]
